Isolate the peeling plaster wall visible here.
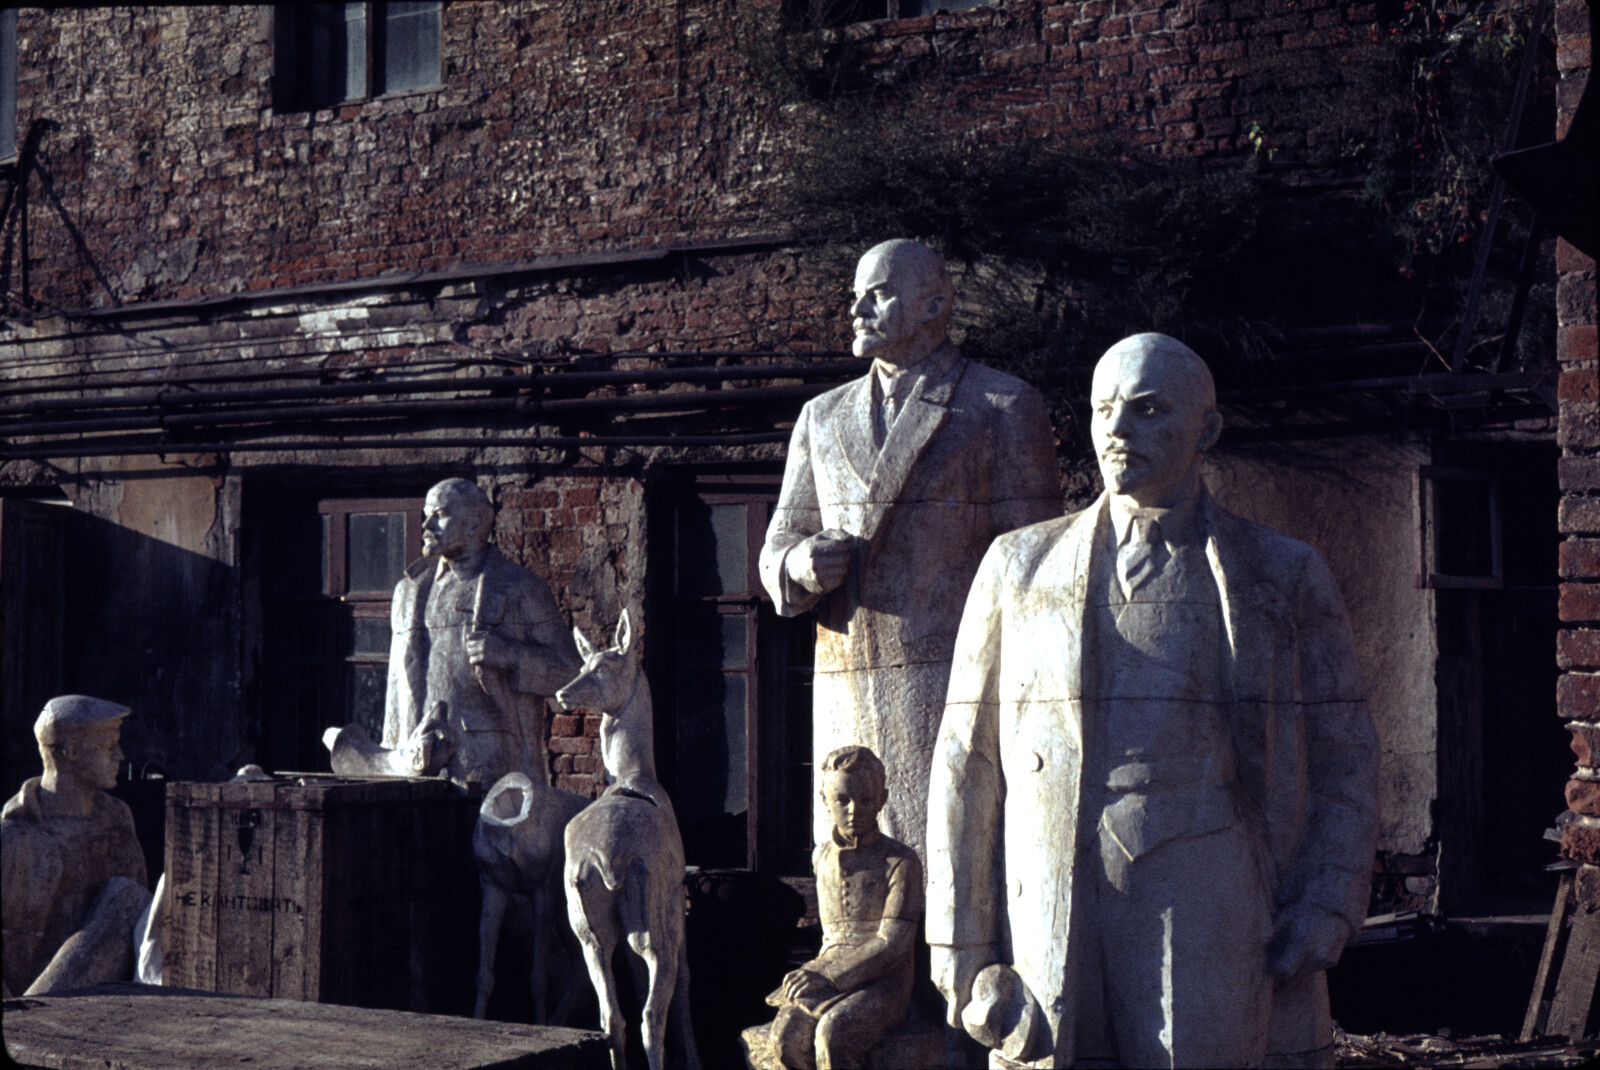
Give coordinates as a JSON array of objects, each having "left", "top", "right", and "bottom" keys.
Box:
[{"left": 1207, "top": 441, "right": 1438, "bottom": 878}]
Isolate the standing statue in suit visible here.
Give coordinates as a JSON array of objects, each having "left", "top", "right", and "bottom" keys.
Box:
[
  {"left": 926, "top": 334, "right": 1378, "bottom": 1069},
  {"left": 384, "top": 478, "right": 581, "bottom": 790},
  {"left": 760, "top": 239, "right": 1061, "bottom": 863}
]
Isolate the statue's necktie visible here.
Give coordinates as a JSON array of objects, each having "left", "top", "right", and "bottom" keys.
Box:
[{"left": 1117, "top": 517, "right": 1167, "bottom": 596}]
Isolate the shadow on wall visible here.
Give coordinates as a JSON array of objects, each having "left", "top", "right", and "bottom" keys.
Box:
[{"left": 1, "top": 499, "right": 241, "bottom": 795}]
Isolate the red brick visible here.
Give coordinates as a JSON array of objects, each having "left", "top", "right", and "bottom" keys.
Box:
[
  {"left": 1562, "top": 324, "right": 1599, "bottom": 364},
  {"left": 1562, "top": 368, "right": 1600, "bottom": 402},
  {"left": 1562, "top": 539, "right": 1600, "bottom": 579},
  {"left": 1558, "top": 671, "right": 1600, "bottom": 719},
  {"left": 1560, "top": 498, "right": 1600, "bottom": 533},
  {"left": 1562, "top": 629, "right": 1600, "bottom": 670},
  {"left": 1567, "top": 777, "right": 1600, "bottom": 816},
  {"left": 1562, "top": 820, "right": 1600, "bottom": 865},
  {"left": 1561, "top": 458, "right": 1600, "bottom": 492},
  {"left": 1570, "top": 722, "right": 1600, "bottom": 765},
  {"left": 549, "top": 735, "right": 593, "bottom": 755},
  {"left": 550, "top": 713, "right": 582, "bottom": 738}
]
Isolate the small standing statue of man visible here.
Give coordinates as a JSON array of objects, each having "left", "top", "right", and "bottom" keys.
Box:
[
  {"left": 1, "top": 696, "right": 150, "bottom": 997},
  {"left": 383, "top": 478, "right": 580, "bottom": 789},
  {"left": 753, "top": 745, "right": 923, "bottom": 1070}
]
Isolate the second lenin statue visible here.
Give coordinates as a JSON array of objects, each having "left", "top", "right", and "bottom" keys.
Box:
[
  {"left": 760, "top": 240, "right": 1061, "bottom": 862},
  {"left": 385, "top": 478, "right": 581, "bottom": 790}
]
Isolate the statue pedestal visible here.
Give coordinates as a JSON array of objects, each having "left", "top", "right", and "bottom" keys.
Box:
[
  {"left": 740, "top": 1016, "right": 944, "bottom": 1070},
  {"left": 162, "top": 775, "right": 479, "bottom": 1013}
]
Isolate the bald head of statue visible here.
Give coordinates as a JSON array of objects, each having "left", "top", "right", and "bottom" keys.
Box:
[
  {"left": 1089, "top": 333, "right": 1223, "bottom": 508},
  {"left": 850, "top": 239, "right": 956, "bottom": 369}
]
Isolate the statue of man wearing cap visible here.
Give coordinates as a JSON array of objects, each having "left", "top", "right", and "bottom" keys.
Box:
[
  {"left": 760, "top": 239, "right": 1061, "bottom": 865},
  {"left": 926, "top": 334, "right": 1378, "bottom": 1068},
  {"left": 2, "top": 695, "right": 150, "bottom": 997},
  {"left": 384, "top": 478, "right": 581, "bottom": 789}
]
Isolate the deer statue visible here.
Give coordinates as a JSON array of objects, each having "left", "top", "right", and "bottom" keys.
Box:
[
  {"left": 471, "top": 770, "right": 591, "bottom": 1022},
  {"left": 556, "top": 609, "right": 701, "bottom": 1070}
]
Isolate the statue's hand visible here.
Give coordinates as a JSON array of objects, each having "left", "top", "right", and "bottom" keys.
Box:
[
  {"left": 931, "top": 945, "right": 992, "bottom": 1029},
  {"left": 780, "top": 967, "right": 835, "bottom": 1005},
  {"left": 789, "top": 529, "right": 853, "bottom": 595},
  {"left": 1267, "top": 905, "right": 1349, "bottom": 983},
  {"left": 466, "top": 629, "right": 517, "bottom": 672}
]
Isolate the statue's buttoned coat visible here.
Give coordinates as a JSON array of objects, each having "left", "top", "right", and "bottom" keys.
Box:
[
  {"left": 925, "top": 491, "right": 1379, "bottom": 1065},
  {"left": 760, "top": 345, "right": 1061, "bottom": 860}
]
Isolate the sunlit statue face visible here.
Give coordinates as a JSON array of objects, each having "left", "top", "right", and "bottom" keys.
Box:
[
  {"left": 1089, "top": 336, "right": 1222, "bottom": 508},
  {"left": 849, "top": 241, "right": 949, "bottom": 368},
  {"left": 421, "top": 483, "right": 489, "bottom": 561},
  {"left": 63, "top": 722, "right": 124, "bottom": 792},
  {"left": 822, "top": 767, "right": 885, "bottom": 845}
]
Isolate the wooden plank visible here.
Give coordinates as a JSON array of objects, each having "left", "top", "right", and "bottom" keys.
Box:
[
  {"left": 214, "top": 781, "right": 279, "bottom": 996},
  {"left": 163, "top": 782, "right": 221, "bottom": 992},
  {"left": 1524, "top": 871, "right": 1576, "bottom": 1039},
  {"left": 1, "top": 981, "right": 610, "bottom": 1070},
  {"left": 366, "top": 781, "right": 409, "bottom": 1011},
  {"left": 1548, "top": 898, "right": 1600, "bottom": 1039},
  {"left": 269, "top": 802, "right": 314, "bottom": 1001}
]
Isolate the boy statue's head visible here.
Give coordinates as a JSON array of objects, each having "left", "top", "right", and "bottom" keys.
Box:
[{"left": 818, "top": 745, "right": 888, "bottom": 847}]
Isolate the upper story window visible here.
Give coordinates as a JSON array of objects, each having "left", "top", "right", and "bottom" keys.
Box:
[
  {"left": 1, "top": 7, "right": 18, "bottom": 162},
  {"left": 273, "top": 2, "right": 442, "bottom": 113},
  {"left": 782, "top": 0, "right": 991, "bottom": 26}
]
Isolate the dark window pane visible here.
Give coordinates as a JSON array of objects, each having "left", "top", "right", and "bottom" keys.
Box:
[
  {"left": 352, "top": 616, "right": 392, "bottom": 655},
  {"left": 678, "top": 612, "right": 747, "bottom": 670},
  {"left": 347, "top": 511, "right": 407, "bottom": 593},
  {"left": 1432, "top": 477, "right": 1495, "bottom": 577},
  {"left": 676, "top": 503, "right": 747, "bottom": 597},
  {"left": 675, "top": 671, "right": 748, "bottom": 818},
  {"left": 1, "top": 8, "right": 17, "bottom": 162},
  {"left": 380, "top": 1, "right": 440, "bottom": 94},
  {"left": 342, "top": 3, "right": 368, "bottom": 100},
  {"left": 348, "top": 663, "right": 387, "bottom": 741}
]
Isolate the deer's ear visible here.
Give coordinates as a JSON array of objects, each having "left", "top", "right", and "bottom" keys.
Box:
[
  {"left": 614, "top": 609, "right": 633, "bottom": 656},
  {"left": 573, "top": 626, "right": 596, "bottom": 662}
]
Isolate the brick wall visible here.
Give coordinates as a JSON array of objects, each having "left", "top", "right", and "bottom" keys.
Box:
[
  {"left": 1553, "top": 0, "right": 1598, "bottom": 889},
  {"left": 8, "top": 0, "right": 1381, "bottom": 315}
]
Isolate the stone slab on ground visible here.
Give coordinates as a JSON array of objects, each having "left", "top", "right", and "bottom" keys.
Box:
[{"left": 1, "top": 982, "right": 609, "bottom": 1070}]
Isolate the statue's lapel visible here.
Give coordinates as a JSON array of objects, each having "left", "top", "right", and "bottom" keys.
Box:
[
  {"left": 831, "top": 375, "right": 878, "bottom": 493},
  {"left": 1066, "top": 494, "right": 1107, "bottom": 709},
  {"left": 860, "top": 347, "right": 965, "bottom": 544}
]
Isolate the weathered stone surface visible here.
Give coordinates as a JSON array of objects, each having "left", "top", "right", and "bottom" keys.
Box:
[
  {"left": 554, "top": 612, "right": 698, "bottom": 1070},
  {"left": 750, "top": 746, "right": 924, "bottom": 1070},
  {"left": 1, "top": 982, "right": 609, "bottom": 1070},
  {"left": 926, "top": 334, "right": 1377, "bottom": 1067},
  {"left": 2, "top": 697, "right": 150, "bottom": 998},
  {"left": 759, "top": 241, "right": 1061, "bottom": 866}
]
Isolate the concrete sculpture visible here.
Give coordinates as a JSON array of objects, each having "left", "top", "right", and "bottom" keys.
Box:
[
  {"left": 760, "top": 239, "right": 1061, "bottom": 863},
  {"left": 926, "top": 333, "right": 1379, "bottom": 1069},
  {"left": 744, "top": 745, "right": 925, "bottom": 1070},
  {"left": 324, "top": 703, "right": 455, "bottom": 778},
  {"left": 472, "top": 770, "right": 590, "bottom": 1023},
  {"left": 384, "top": 478, "right": 581, "bottom": 790},
  {"left": 556, "top": 610, "right": 700, "bottom": 1070},
  {"left": 1, "top": 696, "right": 150, "bottom": 997}
]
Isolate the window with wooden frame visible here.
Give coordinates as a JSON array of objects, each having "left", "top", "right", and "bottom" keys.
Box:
[
  {"left": 649, "top": 473, "right": 816, "bottom": 876},
  {"left": 259, "top": 493, "right": 424, "bottom": 773},
  {"left": 1417, "top": 465, "right": 1504, "bottom": 589},
  {"left": 273, "top": 3, "right": 442, "bottom": 114}
]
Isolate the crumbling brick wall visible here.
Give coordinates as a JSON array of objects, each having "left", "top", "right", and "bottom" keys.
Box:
[
  {"left": 7, "top": 1, "right": 1381, "bottom": 315},
  {"left": 1553, "top": 0, "right": 1598, "bottom": 888}
]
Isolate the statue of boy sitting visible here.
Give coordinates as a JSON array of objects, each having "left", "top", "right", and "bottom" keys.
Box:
[{"left": 757, "top": 745, "right": 923, "bottom": 1070}]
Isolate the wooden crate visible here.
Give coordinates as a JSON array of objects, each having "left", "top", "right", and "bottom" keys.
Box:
[{"left": 163, "top": 776, "right": 480, "bottom": 1014}]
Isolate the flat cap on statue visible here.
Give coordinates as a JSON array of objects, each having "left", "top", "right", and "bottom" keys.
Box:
[{"left": 34, "top": 695, "right": 132, "bottom": 745}]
